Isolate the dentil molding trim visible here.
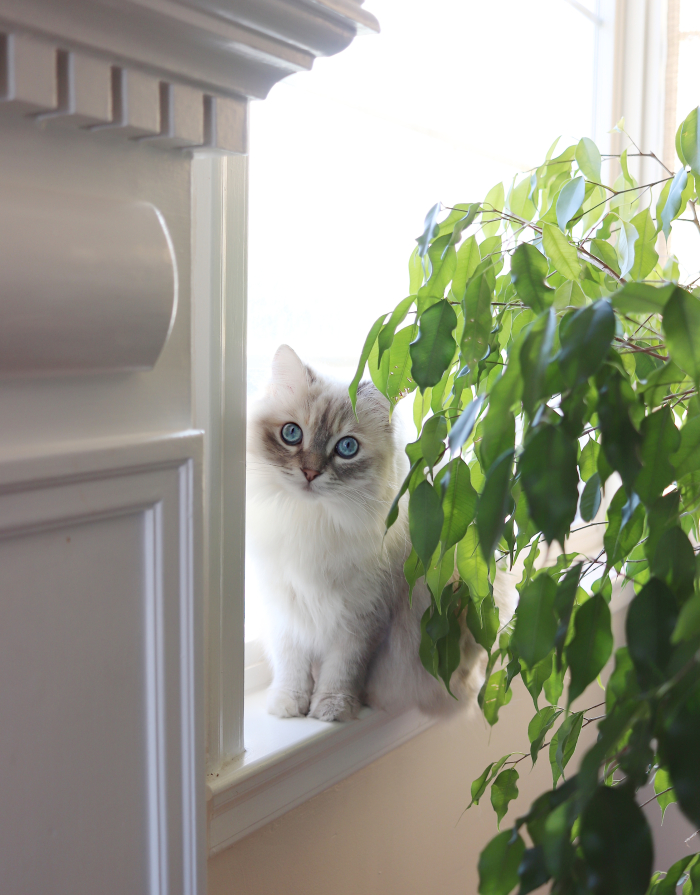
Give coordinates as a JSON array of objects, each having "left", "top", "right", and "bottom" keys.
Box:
[{"left": 0, "top": 0, "right": 379, "bottom": 152}]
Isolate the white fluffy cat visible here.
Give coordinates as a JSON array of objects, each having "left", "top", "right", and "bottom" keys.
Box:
[{"left": 246, "top": 345, "right": 506, "bottom": 722}]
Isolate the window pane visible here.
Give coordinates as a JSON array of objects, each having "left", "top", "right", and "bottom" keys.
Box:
[{"left": 246, "top": 0, "right": 601, "bottom": 642}]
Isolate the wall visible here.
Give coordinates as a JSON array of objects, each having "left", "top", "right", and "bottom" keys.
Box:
[{"left": 210, "top": 613, "right": 697, "bottom": 895}]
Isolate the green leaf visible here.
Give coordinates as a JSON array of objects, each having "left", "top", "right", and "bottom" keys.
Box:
[
  {"left": 672, "top": 415, "right": 700, "bottom": 479},
  {"left": 660, "top": 168, "right": 688, "bottom": 239},
  {"left": 580, "top": 785, "right": 653, "bottom": 895},
  {"left": 410, "top": 299, "right": 457, "bottom": 390},
  {"left": 528, "top": 706, "right": 563, "bottom": 765},
  {"left": 385, "top": 324, "right": 418, "bottom": 405},
  {"left": 596, "top": 366, "right": 642, "bottom": 492},
  {"left": 408, "top": 480, "right": 444, "bottom": 570},
  {"left": 679, "top": 106, "right": 700, "bottom": 177},
  {"left": 628, "top": 208, "right": 659, "bottom": 280},
  {"left": 549, "top": 710, "right": 583, "bottom": 785},
  {"left": 650, "top": 526, "right": 696, "bottom": 599},
  {"left": 420, "top": 413, "right": 447, "bottom": 470},
  {"left": 580, "top": 472, "right": 602, "bottom": 521},
  {"left": 518, "top": 846, "right": 551, "bottom": 895},
  {"left": 425, "top": 544, "right": 456, "bottom": 603},
  {"left": 477, "top": 830, "right": 525, "bottom": 895},
  {"left": 576, "top": 136, "right": 602, "bottom": 181},
  {"left": 437, "top": 606, "right": 463, "bottom": 695},
  {"left": 672, "top": 592, "right": 700, "bottom": 643},
  {"left": 457, "top": 524, "right": 490, "bottom": 605},
  {"left": 604, "top": 487, "right": 645, "bottom": 567},
  {"left": 566, "top": 594, "right": 613, "bottom": 705},
  {"left": 542, "top": 223, "right": 581, "bottom": 280},
  {"left": 661, "top": 690, "right": 700, "bottom": 829},
  {"left": 452, "top": 234, "right": 481, "bottom": 299},
  {"left": 554, "top": 563, "right": 582, "bottom": 670},
  {"left": 626, "top": 578, "right": 679, "bottom": 690},
  {"left": 448, "top": 394, "right": 485, "bottom": 456},
  {"left": 635, "top": 406, "right": 681, "bottom": 504},
  {"left": 519, "top": 426, "right": 579, "bottom": 546},
  {"left": 481, "top": 182, "right": 505, "bottom": 237},
  {"left": 476, "top": 450, "right": 514, "bottom": 561},
  {"left": 606, "top": 647, "right": 640, "bottom": 713},
  {"left": 461, "top": 273, "right": 493, "bottom": 368},
  {"left": 491, "top": 769, "right": 519, "bottom": 829},
  {"left": 480, "top": 410, "right": 516, "bottom": 475},
  {"left": 482, "top": 669, "right": 513, "bottom": 726},
  {"left": 610, "top": 281, "right": 675, "bottom": 316},
  {"left": 438, "top": 202, "right": 480, "bottom": 240},
  {"left": 652, "top": 856, "right": 697, "bottom": 895},
  {"left": 520, "top": 308, "right": 556, "bottom": 415},
  {"left": 591, "top": 236, "right": 620, "bottom": 275},
  {"left": 439, "top": 457, "right": 478, "bottom": 551},
  {"left": 513, "top": 575, "right": 557, "bottom": 669},
  {"left": 470, "top": 754, "right": 512, "bottom": 807},
  {"left": 654, "top": 767, "right": 677, "bottom": 821},
  {"left": 556, "top": 176, "right": 586, "bottom": 231},
  {"left": 558, "top": 299, "right": 615, "bottom": 388},
  {"left": 663, "top": 287, "right": 700, "bottom": 387},
  {"left": 349, "top": 313, "right": 386, "bottom": 412},
  {"left": 522, "top": 653, "right": 553, "bottom": 709},
  {"left": 579, "top": 438, "right": 600, "bottom": 481},
  {"left": 616, "top": 220, "right": 639, "bottom": 279},
  {"left": 404, "top": 548, "right": 424, "bottom": 600},
  {"left": 385, "top": 458, "right": 421, "bottom": 530},
  {"left": 510, "top": 242, "right": 554, "bottom": 312},
  {"left": 416, "top": 202, "right": 440, "bottom": 256},
  {"left": 376, "top": 295, "right": 416, "bottom": 365},
  {"left": 467, "top": 592, "right": 500, "bottom": 651}
]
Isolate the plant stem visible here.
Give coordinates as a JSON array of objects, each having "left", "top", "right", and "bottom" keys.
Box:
[{"left": 639, "top": 787, "right": 674, "bottom": 809}]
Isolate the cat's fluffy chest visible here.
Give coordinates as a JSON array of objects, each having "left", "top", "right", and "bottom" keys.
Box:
[{"left": 248, "top": 488, "right": 394, "bottom": 639}]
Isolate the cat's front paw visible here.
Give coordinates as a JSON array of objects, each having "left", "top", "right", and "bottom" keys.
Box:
[
  {"left": 266, "top": 688, "right": 311, "bottom": 718},
  {"left": 308, "top": 692, "right": 360, "bottom": 722}
]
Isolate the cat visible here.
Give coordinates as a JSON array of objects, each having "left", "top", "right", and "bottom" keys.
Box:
[{"left": 246, "top": 345, "right": 513, "bottom": 722}]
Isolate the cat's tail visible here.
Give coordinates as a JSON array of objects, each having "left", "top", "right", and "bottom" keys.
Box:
[{"left": 363, "top": 568, "right": 519, "bottom": 718}]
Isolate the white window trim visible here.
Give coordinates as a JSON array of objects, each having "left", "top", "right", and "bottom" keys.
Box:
[
  {"left": 194, "top": 0, "right": 670, "bottom": 855},
  {"left": 192, "top": 151, "right": 438, "bottom": 855}
]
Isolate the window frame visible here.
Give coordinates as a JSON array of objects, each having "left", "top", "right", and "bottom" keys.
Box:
[{"left": 197, "top": 0, "right": 672, "bottom": 853}]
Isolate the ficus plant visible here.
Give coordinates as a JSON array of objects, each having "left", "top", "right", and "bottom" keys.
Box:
[{"left": 350, "top": 106, "right": 700, "bottom": 895}]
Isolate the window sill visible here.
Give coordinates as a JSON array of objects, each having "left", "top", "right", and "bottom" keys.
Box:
[{"left": 206, "top": 688, "right": 436, "bottom": 854}]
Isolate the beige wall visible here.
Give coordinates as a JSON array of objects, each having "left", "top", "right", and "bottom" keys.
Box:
[
  {"left": 209, "top": 662, "right": 695, "bottom": 895},
  {"left": 208, "top": 683, "right": 574, "bottom": 895}
]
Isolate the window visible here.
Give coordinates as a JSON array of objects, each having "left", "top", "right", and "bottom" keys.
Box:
[
  {"left": 203, "top": 0, "right": 666, "bottom": 854},
  {"left": 246, "top": 0, "right": 615, "bottom": 643},
  {"left": 664, "top": 0, "right": 700, "bottom": 281}
]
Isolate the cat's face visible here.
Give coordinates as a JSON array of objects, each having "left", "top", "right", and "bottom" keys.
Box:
[{"left": 248, "top": 345, "right": 395, "bottom": 509}]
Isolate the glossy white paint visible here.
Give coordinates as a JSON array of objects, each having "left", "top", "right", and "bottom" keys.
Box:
[
  {"left": 0, "top": 183, "right": 177, "bottom": 376},
  {"left": 0, "top": 0, "right": 372, "bottom": 890},
  {"left": 0, "top": 433, "right": 204, "bottom": 895}
]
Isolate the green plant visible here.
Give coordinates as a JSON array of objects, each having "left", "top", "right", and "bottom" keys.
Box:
[{"left": 351, "top": 108, "right": 700, "bottom": 894}]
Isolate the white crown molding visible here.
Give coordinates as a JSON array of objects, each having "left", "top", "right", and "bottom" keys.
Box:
[{"left": 0, "top": 0, "right": 379, "bottom": 103}]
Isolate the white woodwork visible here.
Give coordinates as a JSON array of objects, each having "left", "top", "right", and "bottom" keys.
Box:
[
  {"left": 0, "top": 433, "right": 204, "bottom": 895},
  {"left": 0, "top": 182, "right": 177, "bottom": 376},
  {"left": 0, "top": 0, "right": 374, "bottom": 888},
  {"left": 192, "top": 153, "right": 247, "bottom": 772},
  {"left": 208, "top": 696, "right": 436, "bottom": 854}
]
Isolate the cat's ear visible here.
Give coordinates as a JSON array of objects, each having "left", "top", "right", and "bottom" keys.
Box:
[
  {"left": 356, "top": 380, "right": 391, "bottom": 416},
  {"left": 270, "top": 345, "right": 311, "bottom": 394}
]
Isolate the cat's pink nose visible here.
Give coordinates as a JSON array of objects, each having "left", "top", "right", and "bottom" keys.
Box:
[{"left": 302, "top": 468, "right": 321, "bottom": 482}]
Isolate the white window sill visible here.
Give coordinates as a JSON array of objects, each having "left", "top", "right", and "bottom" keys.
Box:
[{"left": 206, "top": 686, "right": 436, "bottom": 854}]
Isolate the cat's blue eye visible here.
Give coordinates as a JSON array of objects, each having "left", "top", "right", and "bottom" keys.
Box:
[
  {"left": 335, "top": 436, "right": 359, "bottom": 458},
  {"left": 281, "top": 423, "right": 303, "bottom": 445}
]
